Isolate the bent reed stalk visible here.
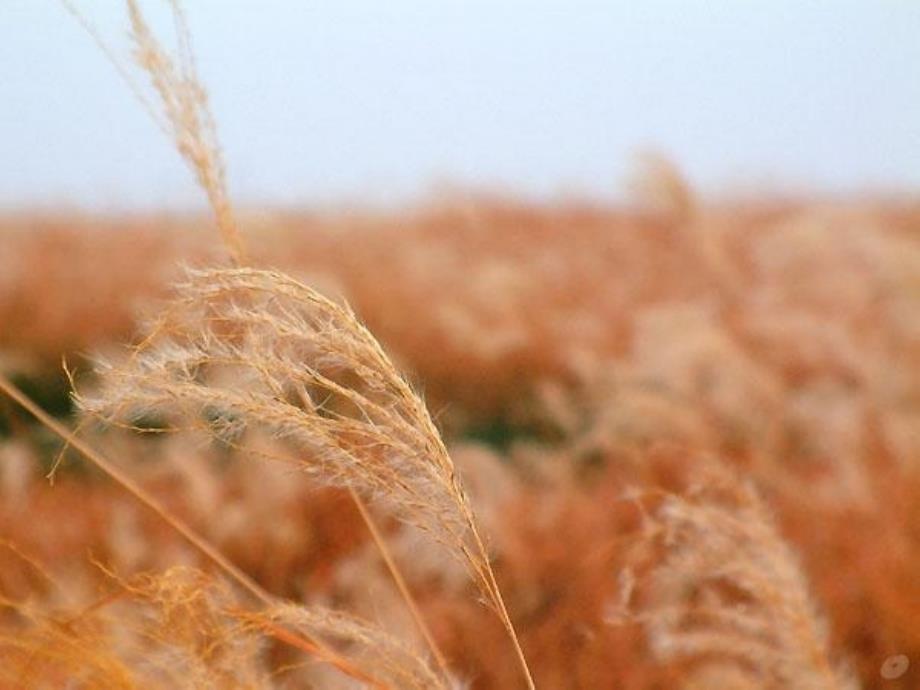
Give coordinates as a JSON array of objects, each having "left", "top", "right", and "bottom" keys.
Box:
[{"left": 57, "top": 1, "right": 536, "bottom": 687}]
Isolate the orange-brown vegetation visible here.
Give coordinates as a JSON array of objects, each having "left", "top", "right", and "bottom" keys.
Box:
[
  {"left": 2, "top": 193, "right": 918, "bottom": 688},
  {"left": 2, "top": 3, "right": 918, "bottom": 687}
]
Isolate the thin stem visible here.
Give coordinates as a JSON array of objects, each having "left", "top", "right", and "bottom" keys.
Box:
[
  {"left": 58, "top": 0, "right": 168, "bottom": 135},
  {"left": 260, "top": 621, "right": 390, "bottom": 690},
  {"left": 349, "top": 487, "right": 451, "bottom": 679},
  {"left": 487, "top": 567, "right": 535, "bottom": 690},
  {"left": 470, "top": 521, "right": 536, "bottom": 690},
  {"left": 0, "top": 373, "right": 268, "bottom": 605}
]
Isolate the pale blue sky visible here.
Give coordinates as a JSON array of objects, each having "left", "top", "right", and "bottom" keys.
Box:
[{"left": 2, "top": 1, "right": 919, "bottom": 209}]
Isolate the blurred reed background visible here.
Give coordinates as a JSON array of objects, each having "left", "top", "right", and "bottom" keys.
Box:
[{"left": 1, "top": 2, "right": 918, "bottom": 689}]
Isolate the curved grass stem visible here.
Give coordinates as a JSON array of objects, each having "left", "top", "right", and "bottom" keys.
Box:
[{"left": 350, "top": 487, "right": 452, "bottom": 680}]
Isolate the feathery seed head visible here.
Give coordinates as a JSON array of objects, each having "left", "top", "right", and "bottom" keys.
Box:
[{"left": 78, "top": 266, "right": 495, "bottom": 601}]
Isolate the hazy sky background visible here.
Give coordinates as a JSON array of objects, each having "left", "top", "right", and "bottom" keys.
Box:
[{"left": 2, "top": 1, "right": 919, "bottom": 209}]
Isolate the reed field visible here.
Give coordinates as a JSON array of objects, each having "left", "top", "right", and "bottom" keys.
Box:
[{"left": 1, "top": 2, "right": 919, "bottom": 689}]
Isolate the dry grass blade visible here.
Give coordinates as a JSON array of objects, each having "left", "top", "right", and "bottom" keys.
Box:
[
  {"left": 77, "top": 265, "right": 534, "bottom": 687},
  {"left": 616, "top": 470, "right": 856, "bottom": 690}
]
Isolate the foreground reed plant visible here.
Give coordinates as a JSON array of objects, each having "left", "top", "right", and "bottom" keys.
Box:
[
  {"left": 57, "top": 0, "right": 535, "bottom": 686},
  {"left": 76, "top": 264, "right": 533, "bottom": 682}
]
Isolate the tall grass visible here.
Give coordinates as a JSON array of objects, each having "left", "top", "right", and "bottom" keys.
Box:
[
  {"left": 1, "top": 1, "right": 915, "bottom": 688},
  {"left": 57, "top": 1, "right": 533, "bottom": 687}
]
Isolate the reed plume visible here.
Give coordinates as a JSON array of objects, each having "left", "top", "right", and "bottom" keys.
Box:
[
  {"left": 78, "top": 266, "right": 488, "bottom": 589},
  {"left": 62, "top": 1, "right": 534, "bottom": 683},
  {"left": 616, "top": 469, "right": 856, "bottom": 690},
  {"left": 76, "top": 265, "right": 534, "bottom": 685}
]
